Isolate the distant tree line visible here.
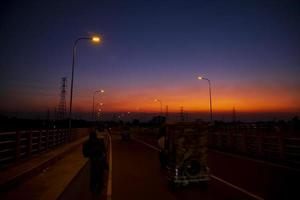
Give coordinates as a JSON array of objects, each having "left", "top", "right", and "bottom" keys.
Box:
[
  {"left": 1, "top": 114, "right": 299, "bottom": 134},
  {"left": 0, "top": 115, "right": 92, "bottom": 132}
]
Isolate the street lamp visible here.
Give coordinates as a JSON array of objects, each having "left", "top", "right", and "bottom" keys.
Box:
[
  {"left": 154, "top": 99, "right": 163, "bottom": 116},
  {"left": 92, "top": 90, "right": 105, "bottom": 121},
  {"left": 68, "top": 36, "right": 101, "bottom": 133},
  {"left": 198, "top": 76, "right": 213, "bottom": 122},
  {"left": 96, "top": 102, "right": 104, "bottom": 121}
]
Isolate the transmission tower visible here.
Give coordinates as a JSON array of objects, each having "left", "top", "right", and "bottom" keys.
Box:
[
  {"left": 180, "top": 106, "right": 185, "bottom": 121},
  {"left": 232, "top": 106, "right": 236, "bottom": 122},
  {"left": 165, "top": 105, "right": 169, "bottom": 119},
  {"left": 58, "top": 77, "right": 67, "bottom": 120}
]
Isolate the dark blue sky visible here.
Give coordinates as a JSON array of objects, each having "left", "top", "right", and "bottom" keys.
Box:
[{"left": 1, "top": 0, "right": 299, "bottom": 117}]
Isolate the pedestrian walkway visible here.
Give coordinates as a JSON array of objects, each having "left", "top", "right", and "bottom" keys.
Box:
[
  {"left": 0, "top": 136, "right": 88, "bottom": 200},
  {"left": 59, "top": 133, "right": 109, "bottom": 200}
]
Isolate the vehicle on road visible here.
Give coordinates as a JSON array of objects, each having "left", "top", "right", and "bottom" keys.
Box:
[
  {"left": 158, "top": 122, "right": 210, "bottom": 188},
  {"left": 121, "top": 126, "right": 131, "bottom": 141}
]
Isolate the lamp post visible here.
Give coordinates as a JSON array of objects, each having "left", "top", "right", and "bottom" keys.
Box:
[
  {"left": 92, "top": 90, "right": 104, "bottom": 121},
  {"left": 96, "top": 102, "right": 104, "bottom": 121},
  {"left": 198, "top": 76, "right": 213, "bottom": 122},
  {"left": 68, "top": 36, "right": 101, "bottom": 134},
  {"left": 154, "top": 99, "right": 163, "bottom": 116}
]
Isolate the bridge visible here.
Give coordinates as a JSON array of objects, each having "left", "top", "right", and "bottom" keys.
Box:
[{"left": 0, "top": 126, "right": 299, "bottom": 200}]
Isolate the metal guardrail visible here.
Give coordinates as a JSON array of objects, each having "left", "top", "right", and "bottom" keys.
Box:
[
  {"left": 132, "top": 125, "right": 300, "bottom": 168},
  {"left": 0, "top": 128, "right": 89, "bottom": 169},
  {"left": 208, "top": 124, "right": 300, "bottom": 167}
]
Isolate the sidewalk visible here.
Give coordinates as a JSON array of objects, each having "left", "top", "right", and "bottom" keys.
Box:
[{"left": 0, "top": 136, "right": 88, "bottom": 199}]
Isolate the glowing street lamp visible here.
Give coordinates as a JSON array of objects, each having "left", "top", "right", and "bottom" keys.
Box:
[
  {"left": 93, "top": 90, "right": 104, "bottom": 121},
  {"left": 197, "top": 76, "right": 213, "bottom": 122},
  {"left": 97, "top": 102, "right": 104, "bottom": 121},
  {"left": 68, "top": 36, "right": 101, "bottom": 132},
  {"left": 154, "top": 99, "right": 163, "bottom": 116},
  {"left": 92, "top": 36, "right": 101, "bottom": 42}
]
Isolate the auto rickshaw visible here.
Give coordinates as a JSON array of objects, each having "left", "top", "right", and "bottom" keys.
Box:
[
  {"left": 159, "top": 122, "right": 210, "bottom": 188},
  {"left": 121, "top": 126, "right": 131, "bottom": 141}
]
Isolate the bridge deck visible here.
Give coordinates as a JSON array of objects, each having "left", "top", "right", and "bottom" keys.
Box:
[
  {"left": 1, "top": 132, "right": 299, "bottom": 200},
  {"left": 111, "top": 134, "right": 254, "bottom": 200},
  {"left": 0, "top": 137, "right": 88, "bottom": 200}
]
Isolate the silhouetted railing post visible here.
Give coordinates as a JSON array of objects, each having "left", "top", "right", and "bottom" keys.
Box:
[
  {"left": 241, "top": 129, "right": 247, "bottom": 153},
  {"left": 228, "top": 125, "right": 234, "bottom": 150},
  {"left": 53, "top": 129, "right": 56, "bottom": 147},
  {"left": 57, "top": 129, "right": 60, "bottom": 145},
  {"left": 27, "top": 130, "right": 33, "bottom": 158},
  {"left": 61, "top": 129, "right": 64, "bottom": 144},
  {"left": 66, "top": 128, "right": 70, "bottom": 142},
  {"left": 45, "top": 129, "right": 49, "bottom": 151},
  {"left": 64, "top": 128, "right": 67, "bottom": 143},
  {"left": 278, "top": 132, "right": 285, "bottom": 160},
  {"left": 71, "top": 128, "right": 75, "bottom": 141},
  {"left": 67, "top": 129, "right": 70, "bottom": 142},
  {"left": 38, "top": 129, "right": 42, "bottom": 153},
  {"left": 56, "top": 129, "right": 59, "bottom": 145},
  {"left": 59, "top": 129, "right": 61, "bottom": 144},
  {"left": 50, "top": 129, "right": 54, "bottom": 148},
  {"left": 56, "top": 129, "right": 59, "bottom": 146},
  {"left": 257, "top": 130, "right": 264, "bottom": 157},
  {"left": 15, "top": 130, "right": 21, "bottom": 161},
  {"left": 53, "top": 129, "right": 57, "bottom": 147},
  {"left": 60, "top": 129, "right": 63, "bottom": 144}
]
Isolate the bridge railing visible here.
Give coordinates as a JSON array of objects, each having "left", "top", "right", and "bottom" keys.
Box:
[
  {"left": 208, "top": 124, "right": 300, "bottom": 167},
  {"left": 0, "top": 128, "right": 89, "bottom": 169},
  {"left": 131, "top": 124, "right": 300, "bottom": 167}
]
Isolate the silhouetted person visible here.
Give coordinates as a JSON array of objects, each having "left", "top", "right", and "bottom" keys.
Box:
[
  {"left": 121, "top": 125, "right": 131, "bottom": 140},
  {"left": 82, "top": 131, "right": 107, "bottom": 193},
  {"left": 158, "top": 125, "right": 167, "bottom": 168}
]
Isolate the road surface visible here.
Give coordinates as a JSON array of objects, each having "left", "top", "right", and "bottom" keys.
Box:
[{"left": 111, "top": 135, "right": 256, "bottom": 200}]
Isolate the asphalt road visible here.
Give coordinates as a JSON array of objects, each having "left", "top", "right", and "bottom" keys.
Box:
[
  {"left": 132, "top": 134, "right": 300, "bottom": 200},
  {"left": 208, "top": 149, "right": 300, "bottom": 200},
  {"left": 111, "top": 135, "right": 256, "bottom": 200},
  {"left": 58, "top": 132, "right": 300, "bottom": 200}
]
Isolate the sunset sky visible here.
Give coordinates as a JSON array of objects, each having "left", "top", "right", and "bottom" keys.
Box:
[{"left": 0, "top": 0, "right": 299, "bottom": 120}]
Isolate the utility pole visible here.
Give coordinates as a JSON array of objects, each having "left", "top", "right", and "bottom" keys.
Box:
[
  {"left": 58, "top": 77, "right": 67, "bottom": 120},
  {"left": 165, "top": 105, "right": 169, "bottom": 120},
  {"left": 185, "top": 112, "right": 189, "bottom": 121},
  {"left": 54, "top": 107, "right": 57, "bottom": 120},
  {"left": 232, "top": 106, "right": 236, "bottom": 122},
  {"left": 180, "top": 106, "right": 184, "bottom": 121},
  {"left": 46, "top": 108, "right": 50, "bottom": 129}
]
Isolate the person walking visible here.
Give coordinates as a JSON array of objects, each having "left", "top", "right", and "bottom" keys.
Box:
[
  {"left": 158, "top": 125, "right": 167, "bottom": 168},
  {"left": 82, "top": 131, "right": 108, "bottom": 193}
]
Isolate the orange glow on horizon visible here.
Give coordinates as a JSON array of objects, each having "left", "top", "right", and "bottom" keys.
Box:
[
  {"left": 4, "top": 79, "right": 299, "bottom": 115},
  {"left": 76, "top": 82, "right": 300, "bottom": 112},
  {"left": 70, "top": 88, "right": 299, "bottom": 113}
]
